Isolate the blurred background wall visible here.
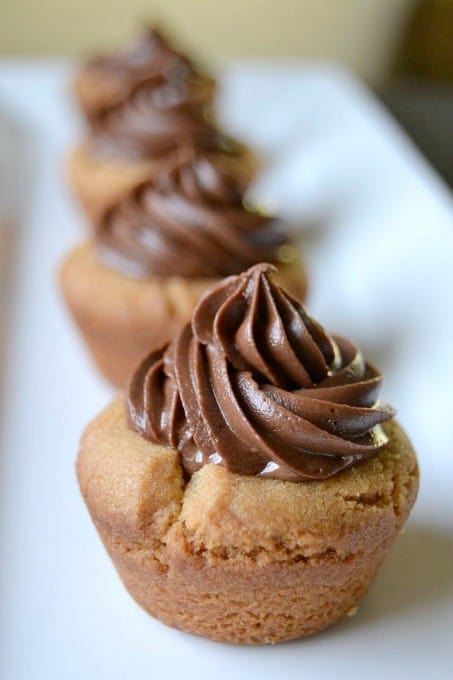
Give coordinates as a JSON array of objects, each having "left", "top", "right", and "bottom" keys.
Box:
[
  {"left": 1, "top": 0, "right": 419, "bottom": 84},
  {"left": 2, "top": 0, "right": 452, "bottom": 184}
]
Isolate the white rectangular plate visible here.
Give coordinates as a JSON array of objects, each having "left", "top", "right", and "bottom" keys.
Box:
[{"left": 0, "top": 61, "right": 452, "bottom": 679}]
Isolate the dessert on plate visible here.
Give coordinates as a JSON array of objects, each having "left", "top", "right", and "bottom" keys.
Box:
[
  {"left": 73, "top": 26, "right": 216, "bottom": 120},
  {"left": 69, "top": 77, "right": 257, "bottom": 224},
  {"left": 60, "top": 151, "right": 305, "bottom": 387},
  {"left": 77, "top": 263, "right": 419, "bottom": 644},
  {"left": 68, "top": 29, "right": 256, "bottom": 224}
]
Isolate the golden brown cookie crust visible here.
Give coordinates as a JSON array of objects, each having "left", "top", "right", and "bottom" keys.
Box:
[
  {"left": 72, "top": 74, "right": 124, "bottom": 120},
  {"left": 77, "top": 396, "right": 418, "bottom": 644},
  {"left": 59, "top": 243, "right": 307, "bottom": 388},
  {"left": 67, "top": 144, "right": 155, "bottom": 225},
  {"left": 67, "top": 143, "right": 260, "bottom": 226}
]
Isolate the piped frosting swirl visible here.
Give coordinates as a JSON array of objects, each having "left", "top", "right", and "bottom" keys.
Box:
[
  {"left": 87, "top": 72, "right": 235, "bottom": 161},
  {"left": 95, "top": 149, "right": 292, "bottom": 278},
  {"left": 80, "top": 27, "right": 214, "bottom": 116},
  {"left": 127, "top": 264, "right": 394, "bottom": 481}
]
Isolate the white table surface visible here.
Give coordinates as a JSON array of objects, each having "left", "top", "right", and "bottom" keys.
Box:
[{"left": 0, "top": 60, "right": 452, "bottom": 680}]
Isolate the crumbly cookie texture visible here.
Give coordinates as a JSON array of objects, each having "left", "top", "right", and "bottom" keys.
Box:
[
  {"left": 59, "top": 243, "right": 307, "bottom": 388},
  {"left": 67, "top": 143, "right": 260, "bottom": 226},
  {"left": 77, "top": 397, "right": 418, "bottom": 644},
  {"left": 67, "top": 144, "right": 155, "bottom": 224}
]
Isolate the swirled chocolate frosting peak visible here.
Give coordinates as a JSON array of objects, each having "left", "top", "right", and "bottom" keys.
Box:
[
  {"left": 96, "top": 149, "right": 292, "bottom": 278},
  {"left": 127, "top": 264, "right": 395, "bottom": 482},
  {"left": 87, "top": 70, "right": 222, "bottom": 160},
  {"left": 80, "top": 27, "right": 214, "bottom": 115}
]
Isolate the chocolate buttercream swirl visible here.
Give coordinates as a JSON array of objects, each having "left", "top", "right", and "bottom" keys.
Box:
[
  {"left": 81, "top": 27, "right": 214, "bottom": 115},
  {"left": 88, "top": 71, "right": 234, "bottom": 161},
  {"left": 127, "top": 264, "right": 394, "bottom": 481},
  {"left": 96, "top": 150, "right": 291, "bottom": 278}
]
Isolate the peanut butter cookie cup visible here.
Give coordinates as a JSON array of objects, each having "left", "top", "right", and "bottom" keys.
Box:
[
  {"left": 69, "top": 65, "right": 257, "bottom": 223},
  {"left": 73, "top": 27, "right": 216, "bottom": 121},
  {"left": 77, "top": 264, "right": 418, "bottom": 644},
  {"left": 61, "top": 153, "right": 305, "bottom": 387}
]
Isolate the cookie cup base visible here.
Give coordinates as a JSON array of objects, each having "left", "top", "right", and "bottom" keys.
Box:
[
  {"left": 77, "top": 397, "right": 419, "bottom": 644},
  {"left": 59, "top": 243, "right": 307, "bottom": 387}
]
